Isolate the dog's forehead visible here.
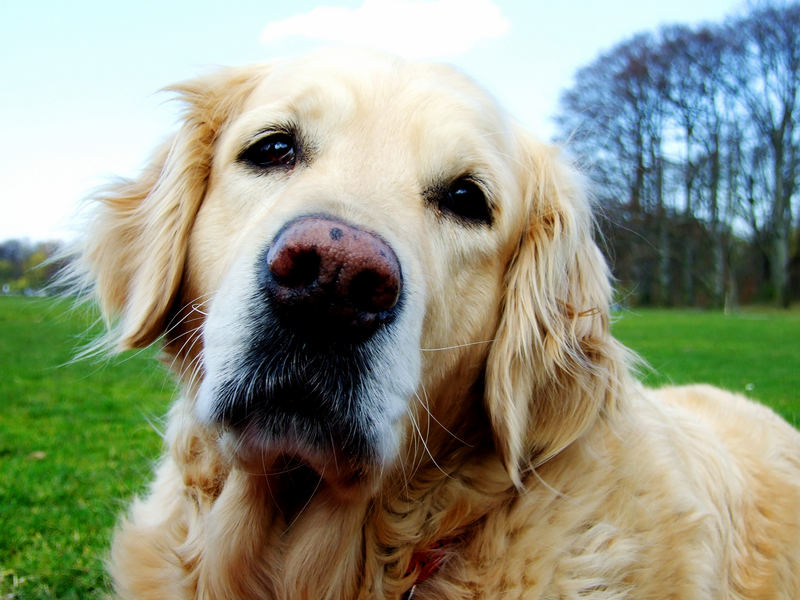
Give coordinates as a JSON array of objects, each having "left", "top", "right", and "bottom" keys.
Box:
[{"left": 240, "top": 51, "right": 507, "bottom": 136}]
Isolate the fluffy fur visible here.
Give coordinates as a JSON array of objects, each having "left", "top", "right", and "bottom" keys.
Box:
[{"left": 72, "top": 50, "right": 800, "bottom": 599}]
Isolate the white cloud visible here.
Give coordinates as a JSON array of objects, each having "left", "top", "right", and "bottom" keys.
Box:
[{"left": 260, "top": 0, "right": 510, "bottom": 59}]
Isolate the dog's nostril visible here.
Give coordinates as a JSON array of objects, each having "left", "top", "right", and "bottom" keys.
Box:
[
  {"left": 270, "top": 247, "right": 321, "bottom": 288},
  {"left": 349, "top": 269, "right": 400, "bottom": 313}
]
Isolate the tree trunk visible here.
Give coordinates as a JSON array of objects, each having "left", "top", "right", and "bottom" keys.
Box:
[
  {"left": 770, "top": 141, "right": 791, "bottom": 308},
  {"left": 709, "top": 140, "right": 724, "bottom": 307}
]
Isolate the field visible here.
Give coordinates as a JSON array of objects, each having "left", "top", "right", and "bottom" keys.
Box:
[
  {"left": 0, "top": 297, "right": 172, "bottom": 599},
  {"left": 612, "top": 307, "right": 800, "bottom": 426},
  {"left": 1, "top": 296, "right": 798, "bottom": 599}
]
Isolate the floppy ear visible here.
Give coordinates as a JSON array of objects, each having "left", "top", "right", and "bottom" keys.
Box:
[
  {"left": 79, "top": 66, "right": 264, "bottom": 350},
  {"left": 485, "top": 135, "right": 627, "bottom": 487}
]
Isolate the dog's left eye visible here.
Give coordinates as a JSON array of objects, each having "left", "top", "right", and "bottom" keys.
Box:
[
  {"left": 239, "top": 132, "right": 297, "bottom": 169},
  {"left": 433, "top": 177, "right": 493, "bottom": 225}
]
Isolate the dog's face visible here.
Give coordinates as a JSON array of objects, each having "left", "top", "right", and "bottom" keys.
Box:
[
  {"left": 185, "top": 52, "right": 529, "bottom": 494},
  {"left": 82, "top": 50, "right": 615, "bottom": 498}
]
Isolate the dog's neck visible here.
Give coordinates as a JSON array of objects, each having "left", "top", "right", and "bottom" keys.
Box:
[{"left": 168, "top": 393, "right": 514, "bottom": 599}]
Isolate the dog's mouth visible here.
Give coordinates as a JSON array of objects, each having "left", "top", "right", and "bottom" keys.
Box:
[
  {"left": 267, "top": 454, "right": 363, "bottom": 523},
  {"left": 231, "top": 416, "right": 377, "bottom": 513},
  {"left": 214, "top": 370, "right": 386, "bottom": 499},
  {"left": 269, "top": 456, "right": 322, "bottom": 520}
]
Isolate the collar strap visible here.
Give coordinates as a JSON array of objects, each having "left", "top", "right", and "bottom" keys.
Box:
[{"left": 402, "top": 539, "right": 451, "bottom": 599}]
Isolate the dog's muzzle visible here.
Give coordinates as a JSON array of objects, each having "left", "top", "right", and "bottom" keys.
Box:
[
  {"left": 260, "top": 215, "right": 403, "bottom": 342},
  {"left": 198, "top": 213, "right": 417, "bottom": 491}
]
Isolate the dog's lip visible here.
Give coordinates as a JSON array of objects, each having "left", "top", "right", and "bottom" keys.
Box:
[
  {"left": 282, "top": 446, "right": 371, "bottom": 497},
  {"left": 232, "top": 428, "right": 372, "bottom": 499},
  {"left": 267, "top": 451, "right": 373, "bottom": 506},
  {"left": 259, "top": 451, "right": 371, "bottom": 521}
]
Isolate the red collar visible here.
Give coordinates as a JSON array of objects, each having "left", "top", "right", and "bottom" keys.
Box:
[{"left": 402, "top": 539, "right": 451, "bottom": 599}]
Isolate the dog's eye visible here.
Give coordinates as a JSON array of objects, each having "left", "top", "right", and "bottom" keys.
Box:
[
  {"left": 239, "top": 132, "right": 297, "bottom": 169},
  {"left": 435, "top": 178, "right": 493, "bottom": 225}
]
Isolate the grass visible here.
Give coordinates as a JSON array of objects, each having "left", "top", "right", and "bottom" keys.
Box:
[
  {"left": 0, "top": 297, "right": 173, "bottom": 599},
  {"left": 612, "top": 307, "right": 800, "bottom": 426},
  {"left": 0, "top": 297, "right": 798, "bottom": 598}
]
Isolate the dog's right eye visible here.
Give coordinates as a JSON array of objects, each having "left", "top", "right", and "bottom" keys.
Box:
[
  {"left": 426, "top": 177, "right": 493, "bottom": 226},
  {"left": 239, "top": 133, "right": 297, "bottom": 169}
]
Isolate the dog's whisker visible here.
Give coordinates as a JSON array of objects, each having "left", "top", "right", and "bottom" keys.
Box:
[
  {"left": 523, "top": 464, "right": 568, "bottom": 500},
  {"left": 402, "top": 406, "right": 421, "bottom": 489},
  {"left": 420, "top": 339, "right": 495, "bottom": 352},
  {"left": 406, "top": 399, "right": 453, "bottom": 483},
  {"left": 140, "top": 410, "right": 168, "bottom": 441},
  {"left": 326, "top": 428, "right": 341, "bottom": 479},
  {"left": 162, "top": 294, "right": 213, "bottom": 338},
  {"left": 413, "top": 391, "right": 474, "bottom": 449},
  {"left": 170, "top": 328, "right": 205, "bottom": 380},
  {"left": 178, "top": 341, "right": 203, "bottom": 382},
  {"left": 189, "top": 303, "right": 209, "bottom": 316},
  {"left": 160, "top": 295, "right": 213, "bottom": 375},
  {"left": 179, "top": 343, "right": 207, "bottom": 390},
  {"left": 170, "top": 325, "right": 202, "bottom": 358},
  {"left": 417, "top": 387, "right": 433, "bottom": 471}
]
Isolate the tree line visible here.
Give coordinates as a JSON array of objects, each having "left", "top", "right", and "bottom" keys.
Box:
[
  {"left": 0, "top": 239, "right": 64, "bottom": 294},
  {"left": 555, "top": 2, "right": 799, "bottom": 308}
]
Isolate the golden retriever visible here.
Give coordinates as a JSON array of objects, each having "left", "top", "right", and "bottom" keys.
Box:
[{"left": 73, "top": 49, "right": 800, "bottom": 599}]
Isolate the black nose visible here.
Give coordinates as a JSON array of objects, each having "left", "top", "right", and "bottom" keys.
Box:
[{"left": 262, "top": 216, "right": 402, "bottom": 341}]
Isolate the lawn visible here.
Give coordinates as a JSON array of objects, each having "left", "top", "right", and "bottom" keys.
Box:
[
  {"left": 0, "top": 297, "right": 173, "bottom": 599},
  {"left": 612, "top": 307, "right": 800, "bottom": 426},
  {"left": 0, "top": 297, "right": 798, "bottom": 599}
]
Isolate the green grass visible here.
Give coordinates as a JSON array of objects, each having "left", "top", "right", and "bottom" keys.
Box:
[
  {"left": 612, "top": 308, "right": 800, "bottom": 426},
  {"left": 0, "top": 297, "right": 173, "bottom": 599},
  {"left": 0, "top": 297, "right": 798, "bottom": 599}
]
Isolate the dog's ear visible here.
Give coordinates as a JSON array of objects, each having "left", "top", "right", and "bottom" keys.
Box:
[
  {"left": 485, "top": 135, "right": 626, "bottom": 487},
  {"left": 79, "top": 66, "right": 264, "bottom": 350}
]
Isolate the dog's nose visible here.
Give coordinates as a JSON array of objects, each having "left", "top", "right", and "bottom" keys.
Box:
[{"left": 263, "top": 216, "right": 402, "bottom": 341}]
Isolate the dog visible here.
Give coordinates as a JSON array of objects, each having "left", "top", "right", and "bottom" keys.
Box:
[{"left": 72, "top": 50, "right": 800, "bottom": 599}]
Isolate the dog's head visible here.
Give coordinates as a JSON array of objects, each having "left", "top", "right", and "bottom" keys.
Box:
[{"left": 78, "top": 50, "right": 622, "bottom": 496}]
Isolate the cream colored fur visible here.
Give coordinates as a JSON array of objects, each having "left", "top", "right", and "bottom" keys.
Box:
[{"left": 74, "top": 50, "right": 800, "bottom": 599}]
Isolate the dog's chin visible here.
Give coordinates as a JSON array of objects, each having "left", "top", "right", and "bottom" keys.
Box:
[{"left": 225, "top": 428, "right": 383, "bottom": 509}]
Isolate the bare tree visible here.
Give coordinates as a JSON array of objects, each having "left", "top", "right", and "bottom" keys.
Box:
[
  {"left": 728, "top": 2, "right": 800, "bottom": 307},
  {"left": 556, "top": 32, "right": 673, "bottom": 305},
  {"left": 554, "top": 2, "right": 800, "bottom": 308}
]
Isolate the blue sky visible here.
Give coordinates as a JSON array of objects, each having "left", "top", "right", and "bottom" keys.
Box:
[{"left": 1, "top": 0, "right": 745, "bottom": 241}]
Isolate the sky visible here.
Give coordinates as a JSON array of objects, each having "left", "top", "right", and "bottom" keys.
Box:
[{"left": 0, "top": 0, "right": 746, "bottom": 242}]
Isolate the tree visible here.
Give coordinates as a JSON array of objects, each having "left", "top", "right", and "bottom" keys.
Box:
[
  {"left": 728, "top": 3, "right": 800, "bottom": 307},
  {"left": 554, "top": 2, "right": 800, "bottom": 308},
  {"left": 0, "top": 239, "right": 64, "bottom": 293},
  {"left": 556, "top": 32, "right": 674, "bottom": 305}
]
